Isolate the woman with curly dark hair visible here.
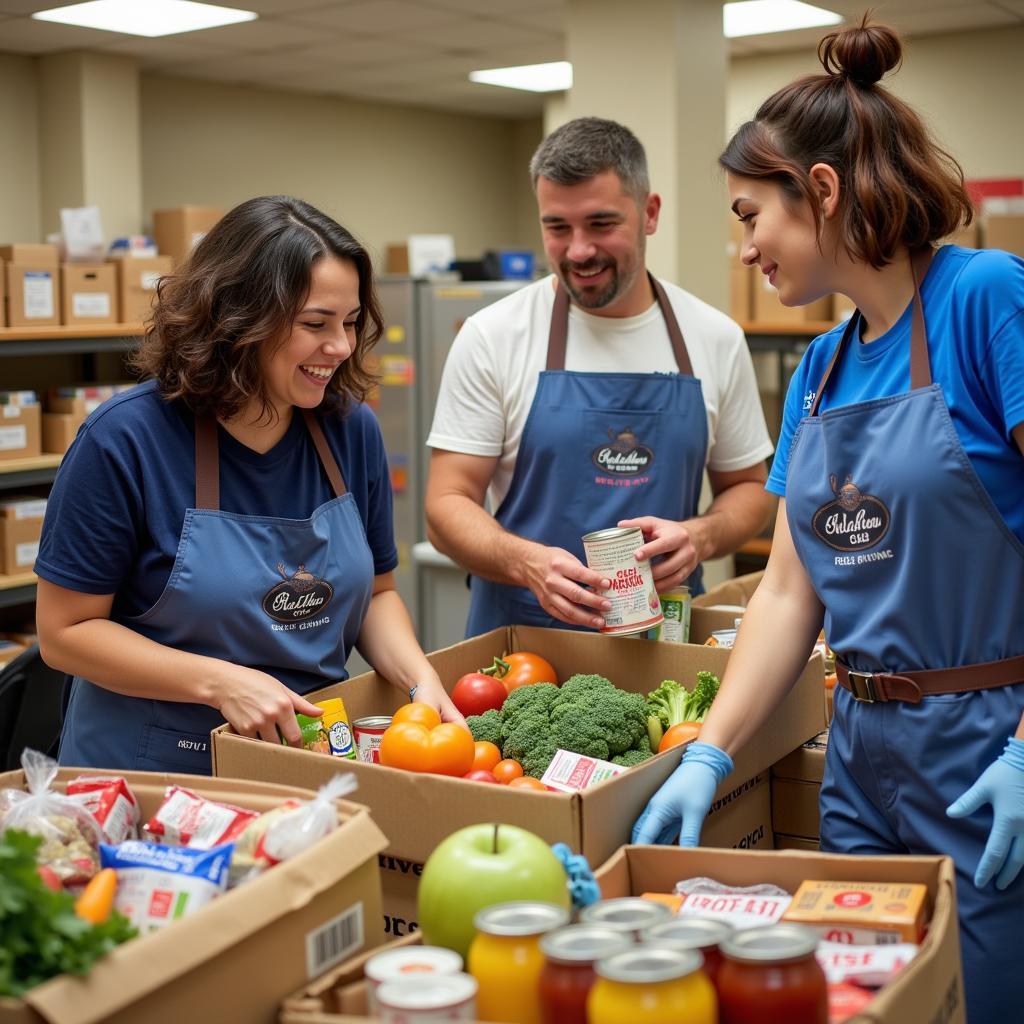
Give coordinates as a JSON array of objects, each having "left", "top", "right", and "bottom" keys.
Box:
[
  {"left": 634, "top": 17, "right": 1024, "bottom": 1021},
  {"left": 35, "top": 195, "right": 461, "bottom": 774}
]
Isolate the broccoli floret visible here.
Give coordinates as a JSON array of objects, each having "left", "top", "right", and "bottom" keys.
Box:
[
  {"left": 612, "top": 739, "right": 655, "bottom": 768},
  {"left": 688, "top": 671, "right": 721, "bottom": 722},
  {"left": 550, "top": 676, "right": 648, "bottom": 757},
  {"left": 467, "top": 709, "right": 503, "bottom": 747},
  {"left": 645, "top": 673, "right": 722, "bottom": 748},
  {"left": 521, "top": 738, "right": 559, "bottom": 779},
  {"left": 498, "top": 683, "right": 560, "bottom": 766}
]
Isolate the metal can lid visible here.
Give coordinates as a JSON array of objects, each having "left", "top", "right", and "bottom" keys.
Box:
[
  {"left": 582, "top": 526, "right": 640, "bottom": 544},
  {"left": 376, "top": 972, "right": 478, "bottom": 1010},
  {"left": 365, "top": 946, "right": 464, "bottom": 984},
  {"left": 473, "top": 901, "right": 570, "bottom": 937},
  {"left": 539, "top": 925, "right": 633, "bottom": 964},
  {"left": 641, "top": 916, "right": 734, "bottom": 949},
  {"left": 721, "top": 923, "right": 819, "bottom": 963},
  {"left": 580, "top": 897, "right": 673, "bottom": 931},
  {"left": 660, "top": 586, "right": 691, "bottom": 597},
  {"left": 353, "top": 716, "right": 393, "bottom": 729},
  {"left": 595, "top": 945, "right": 703, "bottom": 984}
]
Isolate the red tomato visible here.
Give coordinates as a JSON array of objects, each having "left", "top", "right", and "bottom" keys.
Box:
[
  {"left": 492, "top": 758, "right": 525, "bottom": 783},
  {"left": 658, "top": 721, "right": 702, "bottom": 753},
  {"left": 471, "top": 741, "right": 502, "bottom": 773},
  {"left": 488, "top": 652, "right": 558, "bottom": 694},
  {"left": 463, "top": 769, "right": 500, "bottom": 784},
  {"left": 451, "top": 672, "right": 507, "bottom": 717},
  {"left": 507, "top": 776, "right": 548, "bottom": 791}
]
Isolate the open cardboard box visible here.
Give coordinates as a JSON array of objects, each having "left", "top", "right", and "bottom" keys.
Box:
[
  {"left": 213, "top": 626, "right": 825, "bottom": 936},
  {"left": 0, "top": 769, "right": 387, "bottom": 1024},
  {"left": 595, "top": 845, "right": 964, "bottom": 1024},
  {"left": 690, "top": 570, "right": 764, "bottom": 642}
]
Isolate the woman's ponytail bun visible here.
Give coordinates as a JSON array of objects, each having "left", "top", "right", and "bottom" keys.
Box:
[{"left": 819, "top": 17, "right": 902, "bottom": 87}]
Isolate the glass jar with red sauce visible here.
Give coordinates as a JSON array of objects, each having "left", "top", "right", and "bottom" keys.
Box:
[
  {"left": 641, "top": 916, "right": 734, "bottom": 986},
  {"left": 537, "top": 925, "right": 631, "bottom": 1024},
  {"left": 717, "top": 923, "right": 828, "bottom": 1024}
]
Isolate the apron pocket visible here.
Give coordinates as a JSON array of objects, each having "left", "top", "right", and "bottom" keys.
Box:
[{"left": 137, "top": 723, "right": 214, "bottom": 774}]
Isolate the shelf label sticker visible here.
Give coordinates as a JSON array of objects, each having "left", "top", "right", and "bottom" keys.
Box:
[
  {"left": 23, "top": 272, "right": 55, "bottom": 319},
  {"left": 72, "top": 292, "right": 111, "bottom": 318},
  {"left": 15, "top": 541, "right": 39, "bottom": 568},
  {"left": 11, "top": 500, "right": 47, "bottom": 520},
  {"left": 0, "top": 426, "right": 27, "bottom": 451}
]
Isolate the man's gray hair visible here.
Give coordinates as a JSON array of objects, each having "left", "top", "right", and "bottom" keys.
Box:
[{"left": 529, "top": 117, "right": 650, "bottom": 199}]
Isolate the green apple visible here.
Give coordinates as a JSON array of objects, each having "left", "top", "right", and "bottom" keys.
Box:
[{"left": 417, "top": 822, "right": 571, "bottom": 958}]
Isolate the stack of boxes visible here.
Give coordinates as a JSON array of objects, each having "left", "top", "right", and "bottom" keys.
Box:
[
  {"left": 770, "top": 730, "right": 829, "bottom": 851},
  {"left": 0, "top": 494, "right": 46, "bottom": 579},
  {"left": 0, "top": 390, "right": 41, "bottom": 462},
  {"left": 42, "top": 384, "right": 136, "bottom": 454}
]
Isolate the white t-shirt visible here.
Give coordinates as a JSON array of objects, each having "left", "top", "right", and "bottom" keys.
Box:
[{"left": 427, "top": 275, "right": 774, "bottom": 511}]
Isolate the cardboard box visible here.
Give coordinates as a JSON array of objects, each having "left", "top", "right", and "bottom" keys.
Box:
[
  {"left": 152, "top": 207, "right": 225, "bottom": 268},
  {"left": 771, "top": 730, "right": 828, "bottom": 841},
  {"left": 0, "top": 495, "right": 45, "bottom": 574},
  {"left": 595, "top": 845, "right": 964, "bottom": 1024},
  {"left": 0, "top": 403, "right": 41, "bottom": 462},
  {"left": 944, "top": 223, "right": 979, "bottom": 249},
  {"left": 213, "top": 626, "right": 824, "bottom": 934},
  {"left": 60, "top": 264, "right": 117, "bottom": 326},
  {"left": 0, "top": 769, "right": 387, "bottom": 1024},
  {"left": 385, "top": 245, "right": 410, "bottom": 274},
  {"left": 775, "top": 834, "right": 821, "bottom": 851},
  {"left": 41, "top": 413, "right": 82, "bottom": 455},
  {"left": 784, "top": 878, "right": 928, "bottom": 944},
  {"left": 983, "top": 214, "right": 1024, "bottom": 258},
  {"left": 752, "top": 274, "right": 832, "bottom": 325},
  {"left": 113, "top": 255, "right": 173, "bottom": 324},
  {"left": 0, "top": 244, "right": 59, "bottom": 264},
  {"left": 5, "top": 265, "right": 59, "bottom": 328},
  {"left": 726, "top": 218, "right": 754, "bottom": 322},
  {"left": 690, "top": 570, "right": 764, "bottom": 642}
]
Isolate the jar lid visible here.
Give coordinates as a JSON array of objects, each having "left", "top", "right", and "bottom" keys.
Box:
[
  {"left": 721, "top": 923, "right": 819, "bottom": 963},
  {"left": 376, "top": 973, "right": 477, "bottom": 1011},
  {"left": 641, "top": 916, "right": 734, "bottom": 949},
  {"left": 473, "top": 901, "right": 570, "bottom": 937},
  {"left": 539, "top": 925, "right": 633, "bottom": 964},
  {"left": 365, "top": 945, "right": 463, "bottom": 984},
  {"left": 595, "top": 945, "right": 703, "bottom": 984},
  {"left": 579, "top": 897, "right": 673, "bottom": 932}
]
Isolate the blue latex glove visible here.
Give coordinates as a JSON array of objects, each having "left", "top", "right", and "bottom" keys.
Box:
[
  {"left": 947, "top": 737, "right": 1024, "bottom": 890},
  {"left": 631, "top": 742, "right": 734, "bottom": 847}
]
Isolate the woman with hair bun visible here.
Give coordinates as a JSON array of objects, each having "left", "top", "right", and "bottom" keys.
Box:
[
  {"left": 35, "top": 195, "right": 461, "bottom": 774},
  {"left": 635, "top": 17, "right": 1024, "bottom": 1020}
]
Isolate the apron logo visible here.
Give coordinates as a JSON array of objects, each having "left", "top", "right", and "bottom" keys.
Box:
[
  {"left": 591, "top": 427, "right": 654, "bottom": 475},
  {"left": 812, "top": 475, "right": 890, "bottom": 551},
  {"left": 262, "top": 562, "right": 334, "bottom": 623}
]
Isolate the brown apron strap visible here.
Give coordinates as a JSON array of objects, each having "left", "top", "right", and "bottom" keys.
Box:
[
  {"left": 546, "top": 273, "right": 694, "bottom": 376},
  {"left": 194, "top": 415, "right": 220, "bottom": 510},
  {"left": 836, "top": 654, "right": 1024, "bottom": 704},
  {"left": 301, "top": 409, "right": 347, "bottom": 498},
  {"left": 809, "top": 247, "right": 935, "bottom": 417}
]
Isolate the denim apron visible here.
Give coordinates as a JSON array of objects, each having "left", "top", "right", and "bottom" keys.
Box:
[
  {"left": 785, "top": 249, "right": 1024, "bottom": 1023},
  {"left": 465, "top": 276, "right": 709, "bottom": 636},
  {"left": 59, "top": 409, "right": 375, "bottom": 774}
]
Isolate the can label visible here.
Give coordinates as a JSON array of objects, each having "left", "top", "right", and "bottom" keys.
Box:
[
  {"left": 582, "top": 527, "right": 663, "bottom": 636},
  {"left": 648, "top": 587, "right": 691, "bottom": 643},
  {"left": 354, "top": 716, "right": 392, "bottom": 764},
  {"left": 317, "top": 698, "right": 357, "bottom": 759}
]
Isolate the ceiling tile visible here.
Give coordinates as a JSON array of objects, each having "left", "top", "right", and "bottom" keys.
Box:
[
  {"left": 0, "top": 1, "right": 68, "bottom": 13},
  {"left": 178, "top": 16, "right": 331, "bottom": 52},
  {"left": 296, "top": 32, "right": 440, "bottom": 66},
  {"left": 88, "top": 34, "right": 225, "bottom": 61},
  {"left": 291, "top": 0, "right": 460, "bottom": 34},
  {"left": 992, "top": 0, "right": 1024, "bottom": 15},
  {"left": 393, "top": 16, "right": 548, "bottom": 51},
  {"left": 0, "top": 15, "right": 132, "bottom": 52}
]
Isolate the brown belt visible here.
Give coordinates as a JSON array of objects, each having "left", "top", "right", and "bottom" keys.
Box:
[{"left": 836, "top": 655, "right": 1024, "bottom": 704}]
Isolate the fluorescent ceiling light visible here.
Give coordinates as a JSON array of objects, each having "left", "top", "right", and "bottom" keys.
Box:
[
  {"left": 724, "top": 0, "right": 842, "bottom": 38},
  {"left": 32, "top": 0, "right": 257, "bottom": 37},
  {"left": 469, "top": 61, "right": 573, "bottom": 93}
]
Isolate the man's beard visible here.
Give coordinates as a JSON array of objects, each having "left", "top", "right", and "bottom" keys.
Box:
[{"left": 560, "top": 258, "right": 622, "bottom": 309}]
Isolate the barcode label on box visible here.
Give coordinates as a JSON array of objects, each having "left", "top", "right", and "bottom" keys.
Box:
[
  {"left": 3, "top": 407, "right": 19, "bottom": 418},
  {"left": 13, "top": 500, "right": 46, "bottom": 519},
  {"left": 305, "top": 901, "right": 363, "bottom": 979},
  {"left": 15, "top": 541, "right": 38, "bottom": 568},
  {"left": 0, "top": 426, "right": 27, "bottom": 451},
  {"left": 73, "top": 293, "right": 111, "bottom": 318},
  {"left": 23, "top": 272, "right": 54, "bottom": 318}
]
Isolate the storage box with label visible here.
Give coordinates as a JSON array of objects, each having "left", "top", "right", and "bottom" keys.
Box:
[
  {"left": 0, "top": 399, "right": 41, "bottom": 462},
  {"left": 4, "top": 263, "right": 60, "bottom": 329},
  {"left": 112, "top": 255, "right": 173, "bottom": 323},
  {"left": 0, "top": 768, "right": 387, "bottom": 1024},
  {"left": 47, "top": 384, "right": 135, "bottom": 420},
  {"left": 213, "top": 626, "right": 825, "bottom": 937},
  {"left": 152, "top": 207, "right": 225, "bottom": 268},
  {"left": 595, "top": 844, "right": 964, "bottom": 1024},
  {"left": 0, "top": 495, "right": 46, "bottom": 575},
  {"left": 60, "top": 264, "right": 117, "bottom": 326}
]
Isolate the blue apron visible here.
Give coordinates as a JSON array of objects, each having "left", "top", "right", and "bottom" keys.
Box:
[
  {"left": 59, "top": 409, "right": 375, "bottom": 775},
  {"left": 785, "top": 249, "right": 1024, "bottom": 1024},
  {"left": 465, "top": 276, "right": 709, "bottom": 636}
]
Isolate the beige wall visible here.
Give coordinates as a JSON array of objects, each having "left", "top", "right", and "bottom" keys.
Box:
[
  {"left": 140, "top": 74, "right": 536, "bottom": 269},
  {"left": 728, "top": 25, "right": 1024, "bottom": 178},
  {"left": 0, "top": 54, "right": 41, "bottom": 243}
]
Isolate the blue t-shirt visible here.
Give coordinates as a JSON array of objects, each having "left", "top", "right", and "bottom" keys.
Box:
[
  {"left": 768, "top": 246, "right": 1024, "bottom": 541},
  {"left": 35, "top": 381, "right": 398, "bottom": 622}
]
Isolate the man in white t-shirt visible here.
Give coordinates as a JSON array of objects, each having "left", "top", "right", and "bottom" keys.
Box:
[{"left": 425, "top": 117, "right": 775, "bottom": 636}]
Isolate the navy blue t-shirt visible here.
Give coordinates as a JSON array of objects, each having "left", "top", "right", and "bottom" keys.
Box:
[
  {"left": 36, "top": 381, "right": 398, "bottom": 623},
  {"left": 768, "top": 246, "right": 1024, "bottom": 540}
]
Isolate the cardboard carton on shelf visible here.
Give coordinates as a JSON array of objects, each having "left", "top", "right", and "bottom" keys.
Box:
[
  {"left": 60, "top": 264, "right": 118, "bottom": 326},
  {"left": 0, "top": 244, "right": 59, "bottom": 264},
  {"left": 41, "top": 413, "right": 81, "bottom": 455},
  {"left": 112, "top": 255, "right": 173, "bottom": 323},
  {"left": 0, "top": 495, "right": 46, "bottom": 575},
  {"left": 0, "top": 402, "right": 41, "bottom": 462},
  {"left": 152, "top": 207, "right": 225, "bottom": 268},
  {"left": 595, "top": 844, "right": 964, "bottom": 1024},
  {"left": 983, "top": 213, "right": 1024, "bottom": 257},
  {"left": 213, "top": 625, "right": 825, "bottom": 936},
  {"left": 752, "top": 274, "right": 832, "bottom": 325},
  {"left": 0, "top": 769, "right": 387, "bottom": 1024},
  {"left": 4, "top": 263, "right": 60, "bottom": 329}
]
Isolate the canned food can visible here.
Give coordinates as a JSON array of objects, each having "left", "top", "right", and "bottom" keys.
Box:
[
  {"left": 579, "top": 897, "right": 673, "bottom": 939},
  {"left": 376, "top": 972, "right": 478, "bottom": 1022},
  {"left": 582, "top": 527, "right": 663, "bottom": 636},
  {"left": 354, "top": 715, "right": 393, "bottom": 764},
  {"left": 365, "top": 946, "right": 464, "bottom": 1013},
  {"left": 647, "top": 586, "right": 691, "bottom": 643},
  {"left": 315, "top": 697, "right": 357, "bottom": 759}
]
